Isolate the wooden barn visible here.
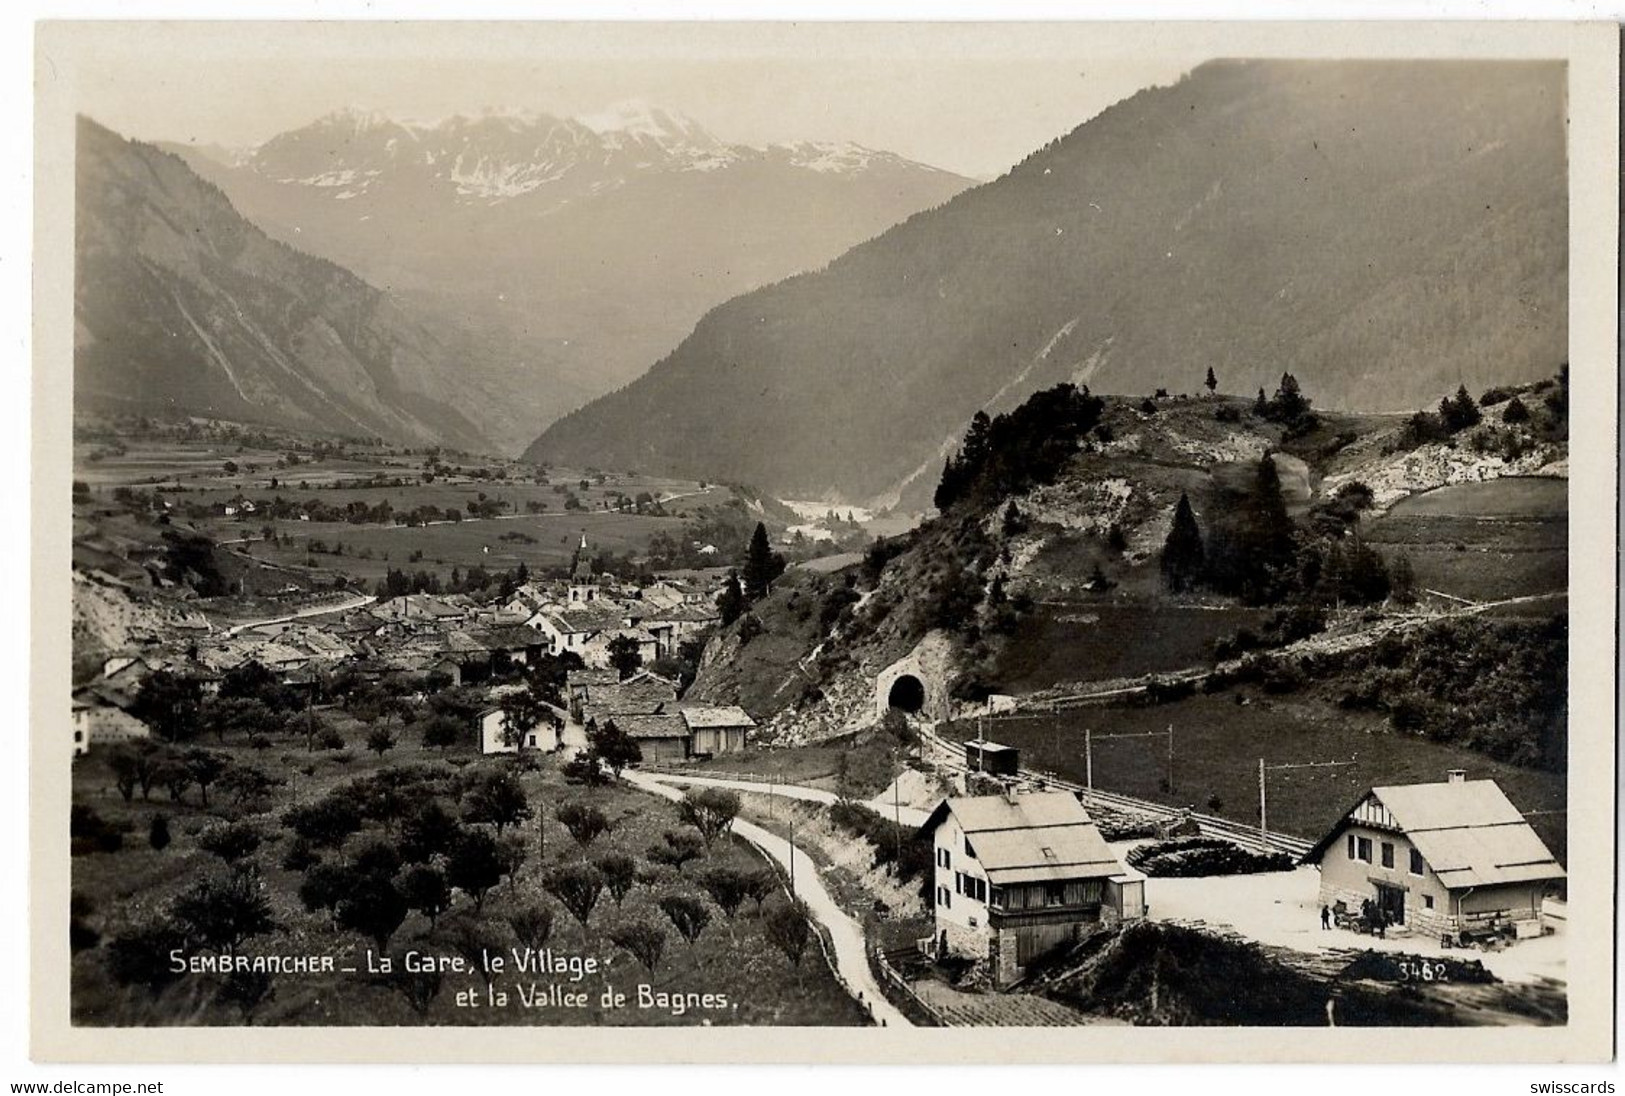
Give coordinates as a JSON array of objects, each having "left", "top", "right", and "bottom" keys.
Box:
[
  {"left": 607, "top": 713, "right": 692, "bottom": 765},
  {"left": 920, "top": 791, "right": 1146, "bottom": 986},
  {"left": 1302, "top": 771, "right": 1565, "bottom": 945},
  {"left": 679, "top": 705, "right": 755, "bottom": 757}
]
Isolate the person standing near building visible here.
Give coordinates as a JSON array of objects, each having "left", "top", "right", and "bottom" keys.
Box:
[{"left": 1320, "top": 904, "right": 1331, "bottom": 930}]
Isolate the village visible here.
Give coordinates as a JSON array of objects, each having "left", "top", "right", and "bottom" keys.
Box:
[
  {"left": 74, "top": 534, "right": 760, "bottom": 769},
  {"left": 68, "top": 509, "right": 1570, "bottom": 1028}
]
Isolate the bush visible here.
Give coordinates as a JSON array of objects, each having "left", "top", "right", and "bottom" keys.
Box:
[
  {"left": 1142, "top": 677, "right": 1197, "bottom": 706},
  {"left": 70, "top": 805, "right": 124, "bottom": 856},
  {"left": 827, "top": 800, "right": 932, "bottom": 890}
]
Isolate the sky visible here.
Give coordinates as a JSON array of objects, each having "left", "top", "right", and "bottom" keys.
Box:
[{"left": 57, "top": 23, "right": 1207, "bottom": 179}]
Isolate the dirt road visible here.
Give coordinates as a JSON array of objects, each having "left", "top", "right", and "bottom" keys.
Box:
[
  {"left": 223, "top": 592, "right": 377, "bottom": 636},
  {"left": 624, "top": 770, "right": 912, "bottom": 1027},
  {"left": 631, "top": 770, "right": 931, "bottom": 827}
]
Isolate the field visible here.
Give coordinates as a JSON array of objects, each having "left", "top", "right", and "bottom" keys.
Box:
[
  {"left": 73, "top": 431, "right": 753, "bottom": 586},
  {"left": 946, "top": 692, "right": 1567, "bottom": 862},
  {"left": 69, "top": 722, "right": 867, "bottom": 1027},
  {"left": 1366, "top": 477, "right": 1566, "bottom": 604},
  {"left": 231, "top": 510, "right": 699, "bottom": 585},
  {"left": 991, "top": 602, "right": 1276, "bottom": 693}
]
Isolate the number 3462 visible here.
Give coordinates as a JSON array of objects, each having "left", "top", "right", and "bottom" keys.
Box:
[{"left": 1396, "top": 959, "right": 1450, "bottom": 982}]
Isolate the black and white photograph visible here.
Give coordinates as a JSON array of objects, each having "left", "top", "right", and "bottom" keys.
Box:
[{"left": 24, "top": 16, "right": 1619, "bottom": 1066}]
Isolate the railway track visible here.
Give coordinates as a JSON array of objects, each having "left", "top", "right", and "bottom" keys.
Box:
[{"left": 918, "top": 724, "right": 1312, "bottom": 859}]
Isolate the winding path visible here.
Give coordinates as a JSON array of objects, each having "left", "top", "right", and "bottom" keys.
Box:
[
  {"left": 632, "top": 770, "right": 931, "bottom": 827},
  {"left": 222, "top": 592, "right": 377, "bottom": 636},
  {"left": 623, "top": 770, "right": 912, "bottom": 1028}
]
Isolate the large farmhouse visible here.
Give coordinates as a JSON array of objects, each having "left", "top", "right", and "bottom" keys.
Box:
[
  {"left": 1302, "top": 771, "right": 1565, "bottom": 943},
  {"left": 921, "top": 791, "right": 1146, "bottom": 986}
]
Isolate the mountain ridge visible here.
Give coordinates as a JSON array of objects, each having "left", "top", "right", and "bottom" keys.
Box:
[
  {"left": 524, "top": 59, "right": 1567, "bottom": 504},
  {"left": 74, "top": 115, "right": 538, "bottom": 453}
]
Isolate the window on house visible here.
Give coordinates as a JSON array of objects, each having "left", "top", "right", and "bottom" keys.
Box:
[
  {"left": 1045, "top": 883, "right": 1066, "bottom": 907},
  {"left": 1423, "top": 895, "right": 1435, "bottom": 910},
  {"left": 937, "top": 886, "right": 951, "bottom": 909},
  {"left": 989, "top": 886, "right": 1004, "bottom": 909},
  {"left": 1356, "top": 837, "right": 1373, "bottom": 863},
  {"left": 1409, "top": 848, "right": 1424, "bottom": 876},
  {"left": 968, "top": 916, "right": 978, "bottom": 928},
  {"left": 955, "top": 872, "right": 963, "bottom": 896},
  {"left": 937, "top": 847, "right": 950, "bottom": 869},
  {"left": 1380, "top": 842, "right": 1395, "bottom": 869},
  {"left": 1347, "top": 834, "right": 1357, "bottom": 860},
  {"left": 964, "top": 837, "right": 976, "bottom": 858}
]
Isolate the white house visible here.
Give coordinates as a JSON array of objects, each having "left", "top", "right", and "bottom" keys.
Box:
[
  {"left": 475, "top": 705, "right": 560, "bottom": 755},
  {"left": 581, "top": 626, "right": 660, "bottom": 671},
  {"left": 1302, "top": 771, "right": 1566, "bottom": 943},
  {"left": 921, "top": 791, "right": 1146, "bottom": 985}
]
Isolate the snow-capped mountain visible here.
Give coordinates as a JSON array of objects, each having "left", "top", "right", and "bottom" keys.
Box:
[
  {"left": 196, "top": 103, "right": 954, "bottom": 204},
  {"left": 165, "top": 105, "right": 971, "bottom": 453}
]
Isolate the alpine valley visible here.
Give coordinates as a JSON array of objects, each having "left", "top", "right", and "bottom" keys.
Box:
[{"left": 160, "top": 103, "right": 972, "bottom": 453}]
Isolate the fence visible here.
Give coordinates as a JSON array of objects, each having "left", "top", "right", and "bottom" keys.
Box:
[{"left": 867, "top": 943, "right": 947, "bottom": 1027}]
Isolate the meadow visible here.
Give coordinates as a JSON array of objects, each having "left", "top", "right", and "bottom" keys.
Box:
[
  {"left": 1366, "top": 476, "right": 1567, "bottom": 604},
  {"left": 990, "top": 602, "right": 1276, "bottom": 693},
  {"left": 945, "top": 692, "right": 1567, "bottom": 862}
]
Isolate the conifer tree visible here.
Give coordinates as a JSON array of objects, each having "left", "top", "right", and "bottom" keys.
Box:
[
  {"left": 717, "top": 571, "right": 746, "bottom": 626},
  {"left": 1160, "top": 493, "right": 1206, "bottom": 593},
  {"left": 1240, "top": 454, "right": 1296, "bottom": 602},
  {"left": 1204, "top": 367, "right": 1218, "bottom": 395},
  {"left": 742, "top": 523, "right": 781, "bottom": 601}
]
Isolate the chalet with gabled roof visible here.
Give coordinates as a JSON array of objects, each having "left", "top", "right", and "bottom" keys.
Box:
[
  {"left": 1301, "top": 771, "right": 1565, "bottom": 943},
  {"left": 920, "top": 791, "right": 1145, "bottom": 986}
]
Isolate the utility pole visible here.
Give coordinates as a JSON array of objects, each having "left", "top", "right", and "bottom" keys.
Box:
[
  {"left": 1258, "top": 757, "right": 1355, "bottom": 839},
  {"left": 1085, "top": 728, "right": 1092, "bottom": 790},
  {"left": 1258, "top": 758, "right": 1267, "bottom": 838},
  {"left": 894, "top": 752, "right": 903, "bottom": 876}
]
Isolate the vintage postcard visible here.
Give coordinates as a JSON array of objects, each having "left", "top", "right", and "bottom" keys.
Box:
[{"left": 30, "top": 20, "right": 1619, "bottom": 1063}]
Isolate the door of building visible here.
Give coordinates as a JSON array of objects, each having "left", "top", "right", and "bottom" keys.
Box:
[{"left": 1376, "top": 883, "right": 1406, "bottom": 926}]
